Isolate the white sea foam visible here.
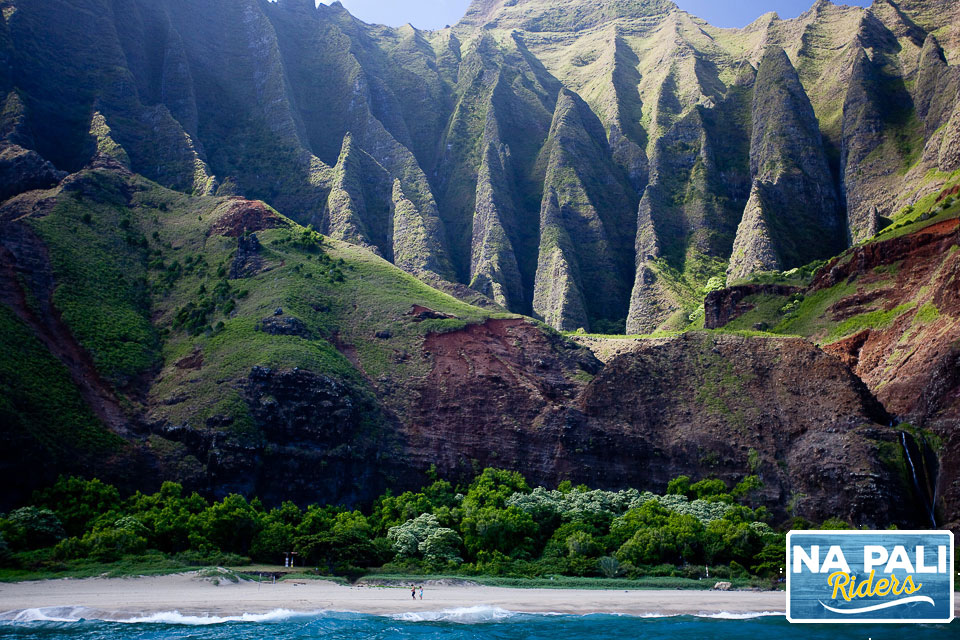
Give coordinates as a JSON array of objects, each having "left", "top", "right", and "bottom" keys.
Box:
[
  {"left": 120, "top": 608, "right": 323, "bottom": 625},
  {"left": 392, "top": 605, "right": 518, "bottom": 623},
  {"left": 0, "top": 606, "right": 786, "bottom": 625},
  {"left": 696, "top": 611, "right": 785, "bottom": 619},
  {"left": 0, "top": 607, "right": 325, "bottom": 625},
  {"left": 3, "top": 606, "right": 100, "bottom": 622}
]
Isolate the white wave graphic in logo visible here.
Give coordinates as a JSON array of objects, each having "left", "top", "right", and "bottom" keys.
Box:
[{"left": 819, "top": 596, "right": 935, "bottom": 614}]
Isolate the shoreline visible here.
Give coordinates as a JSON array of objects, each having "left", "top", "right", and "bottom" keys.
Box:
[{"left": 0, "top": 572, "right": 789, "bottom": 620}]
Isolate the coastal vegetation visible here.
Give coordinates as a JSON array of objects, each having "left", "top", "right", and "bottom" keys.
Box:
[{"left": 0, "top": 470, "right": 826, "bottom": 585}]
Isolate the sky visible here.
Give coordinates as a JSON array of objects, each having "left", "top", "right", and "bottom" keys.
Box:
[{"left": 318, "top": 0, "right": 873, "bottom": 31}]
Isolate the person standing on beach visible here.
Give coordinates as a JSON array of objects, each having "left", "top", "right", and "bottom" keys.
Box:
[
  {"left": 419, "top": 585, "right": 423, "bottom": 600},
  {"left": 411, "top": 585, "right": 416, "bottom": 599}
]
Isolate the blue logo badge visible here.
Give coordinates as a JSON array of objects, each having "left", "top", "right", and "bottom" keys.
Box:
[{"left": 787, "top": 530, "right": 955, "bottom": 624}]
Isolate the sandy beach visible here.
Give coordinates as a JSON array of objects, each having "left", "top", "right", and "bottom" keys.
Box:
[{"left": 0, "top": 573, "right": 789, "bottom": 620}]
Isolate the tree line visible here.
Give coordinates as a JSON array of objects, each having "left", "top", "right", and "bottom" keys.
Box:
[{"left": 0, "top": 469, "right": 851, "bottom": 581}]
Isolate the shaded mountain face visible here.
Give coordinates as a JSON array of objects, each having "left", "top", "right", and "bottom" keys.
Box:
[{"left": 3, "top": 0, "right": 960, "bottom": 332}]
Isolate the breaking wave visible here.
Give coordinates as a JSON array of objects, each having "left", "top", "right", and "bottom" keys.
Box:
[{"left": 392, "top": 606, "right": 519, "bottom": 623}]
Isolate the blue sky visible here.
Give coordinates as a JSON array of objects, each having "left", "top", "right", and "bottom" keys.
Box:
[{"left": 318, "top": 1, "right": 873, "bottom": 30}]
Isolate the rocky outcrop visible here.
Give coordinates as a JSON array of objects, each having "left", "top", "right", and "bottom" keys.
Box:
[
  {"left": 839, "top": 45, "right": 894, "bottom": 243},
  {"left": 0, "top": 144, "right": 64, "bottom": 201},
  {"left": 407, "top": 322, "right": 913, "bottom": 526},
  {"left": 914, "top": 35, "right": 959, "bottom": 136},
  {"left": 704, "top": 284, "right": 801, "bottom": 329},
  {"left": 727, "top": 47, "right": 844, "bottom": 283},
  {"left": 468, "top": 97, "right": 526, "bottom": 311},
  {"left": 150, "top": 366, "right": 400, "bottom": 505},
  {"left": 937, "top": 99, "right": 960, "bottom": 173},
  {"left": 242, "top": 366, "right": 397, "bottom": 506},
  {"left": 256, "top": 315, "right": 312, "bottom": 338}
]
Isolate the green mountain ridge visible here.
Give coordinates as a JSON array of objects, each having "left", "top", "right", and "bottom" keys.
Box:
[
  {"left": 1, "top": 0, "right": 960, "bottom": 532},
  {"left": 4, "top": 0, "right": 960, "bottom": 332}
]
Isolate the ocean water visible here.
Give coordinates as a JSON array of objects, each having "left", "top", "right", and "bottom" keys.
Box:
[{"left": 0, "top": 607, "right": 956, "bottom": 639}]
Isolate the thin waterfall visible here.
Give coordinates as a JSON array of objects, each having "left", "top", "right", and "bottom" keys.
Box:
[{"left": 900, "top": 431, "right": 936, "bottom": 528}]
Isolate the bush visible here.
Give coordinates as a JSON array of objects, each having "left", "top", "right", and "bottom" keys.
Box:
[
  {"left": 420, "top": 527, "right": 462, "bottom": 565},
  {"left": 598, "top": 555, "right": 623, "bottom": 578},
  {"left": 3, "top": 507, "right": 66, "bottom": 550},
  {"left": 89, "top": 528, "right": 148, "bottom": 562}
]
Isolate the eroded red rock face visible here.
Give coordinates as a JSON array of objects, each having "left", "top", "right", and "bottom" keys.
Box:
[
  {"left": 407, "top": 318, "right": 600, "bottom": 478},
  {"left": 209, "top": 199, "right": 282, "bottom": 237},
  {"left": 406, "top": 323, "right": 914, "bottom": 527},
  {"left": 819, "top": 219, "right": 960, "bottom": 529}
]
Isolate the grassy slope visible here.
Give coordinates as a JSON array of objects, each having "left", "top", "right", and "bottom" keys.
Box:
[
  {"left": 0, "top": 305, "right": 124, "bottom": 463},
  {"left": 4, "top": 165, "right": 505, "bottom": 476}
]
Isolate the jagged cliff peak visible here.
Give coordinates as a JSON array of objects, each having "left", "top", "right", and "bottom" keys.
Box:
[
  {"left": 459, "top": 0, "right": 677, "bottom": 31},
  {"left": 2, "top": 0, "right": 959, "bottom": 333}
]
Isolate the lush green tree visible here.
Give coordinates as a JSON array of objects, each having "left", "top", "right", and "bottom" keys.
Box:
[
  {"left": 81, "top": 527, "right": 148, "bottom": 562},
  {"left": 371, "top": 491, "right": 435, "bottom": 536},
  {"left": 731, "top": 475, "right": 763, "bottom": 500},
  {"left": 383, "top": 511, "right": 464, "bottom": 566},
  {"left": 420, "top": 527, "right": 463, "bottom": 564},
  {"left": 617, "top": 527, "right": 677, "bottom": 566},
  {"left": 297, "top": 511, "right": 383, "bottom": 572},
  {"left": 608, "top": 501, "right": 670, "bottom": 548},
  {"left": 704, "top": 519, "right": 761, "bottom": 565},
  {"left": 689, "top": 478, "right": 728, "bottom": 501},
  {"left": 565, "top": 530, "right": 600, "bottom": 558},
  {"left": 461, "top": 505, "right": 537, "bottom": 559},
  {"left": 0, "top": 533, "right": 11, "bottom": 566},
  {"left": 125, "top": 482, "right": 209, "bottom": 552},
  {"left": 329, "top": 511, "right": 381, "bottom": 568},
  {"left": 32, "top": 476, "right": 121, "bottom": 537},
  {"left": 249, "top": 501, "right": 303, "bottom": 563},
  {"left": 197, "top": 494, "right": 263, "bottom": 554},
  {"left": 462, "top": 468, "right": 530, "bottom": 513},
  {"left": 598, "top": 555, "right": 624, "bottom": 578},
  {"left": 616, "top": 513, "right": 705, "bottom": 565},
  {"left": 250, "top": 521, "right": 296, "bottom": 564},
  {"left": 2, "top": 507, "right": 66, "bottom": 550},
  {"left": 543, "top": 521, "right": 602, "bottom": 558},
  {"left": 666, "top": 475, "right": 691, "bottom": 497},
  {"left": 388, "top": 513, "right": 443, "bottom": 557},
  {"left": 751, "top": 541, "right": 786, "bottom": 579}
]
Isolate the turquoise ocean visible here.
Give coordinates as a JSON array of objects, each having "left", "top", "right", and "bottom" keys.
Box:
[{"left": 0, "top": 607, "right": 956, "bottom": 639}]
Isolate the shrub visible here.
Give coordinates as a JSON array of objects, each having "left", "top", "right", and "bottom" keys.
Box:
[
  {"left": 598, "top": 555, "right": 623, "bottom": 578},
  {"left": 388, "top": 513, "right": 442, "bottom": 557},
  {"left": 83, "top": 528, "right": 148, "bottom": 562},
  {"left": 420, "top": 527, "right": 463, "bottom": 564},
  {"left": 33, "top": 477, "right": 123, "bottom": 538},
  {"left": 3, "top": 507, "right": 66, "bottom": 550}
]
